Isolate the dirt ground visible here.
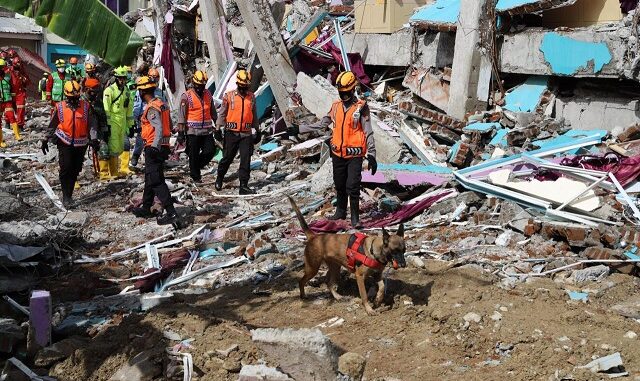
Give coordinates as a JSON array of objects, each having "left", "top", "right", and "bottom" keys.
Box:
[{"left": 47, "top": 255, "right": 640, "bottom": 381}]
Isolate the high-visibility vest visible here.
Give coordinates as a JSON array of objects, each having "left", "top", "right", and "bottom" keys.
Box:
[
  {"left": 223, "top": 90, "right": 254, "bottom": 133},
  {"left": 186, "top": 89, "right": 214, "bottom": 130},
  {"left": 330, "top": 99, "right": 367, "bottom": 159},
  {"left": 55, "top": 100, "right": 90, "bottom": 146},
  {"left": 52, "top": 73, "right": 65, "bottom": 102},
  {"left": 141, "top": 98, "right": 171, "bottom": 147},
  {"left": 0, "top": 78, "right": 11, "bottom": 102}
]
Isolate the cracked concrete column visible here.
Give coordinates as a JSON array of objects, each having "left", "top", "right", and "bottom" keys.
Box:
[
  {"left": 448, "top": 0, "right": 492, "bottom": 120},
  {"left": 199, "top": 0, "right": 229, "bottom": 85},
  {"left": 236, "top": 0, "right": 297, "bottom": 126}
]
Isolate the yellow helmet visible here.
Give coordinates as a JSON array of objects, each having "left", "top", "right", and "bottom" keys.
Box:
[
  {"left": 136, "top": 76, "right": 157, "bottom": 90},
  {"left": 55, "top": 59, "right": 66, "bottom": 68},
  {"left": 336, "top": 71, "right": 357, "bottom": 92},
  {"left": 114, "top": 66, "right": 128, "bottom": 77},
  {"left": 0, "top": 58, "right": 5, "bottom": 68},
  {"left": 63, "top": 81, "right": 82, "bottom": 97},
  {"left": 236, "top": 69, "right": 251, "bottom": 87},
  {"left": 84, "top": 63, "right": 96, "bottom": 73},
  {"left": 192, "top": 70, "right": 208, "bottom": 85}
]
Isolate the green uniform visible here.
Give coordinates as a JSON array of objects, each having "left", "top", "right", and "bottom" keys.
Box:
[
  {"left": 0, "top": 78, "right": 11, "bottom": 102},
  {"left": 103, "top": 83, "right": 132, "bottom": 157},
  {"left": 52, "top": 73, "right": 65, "bottom": 102}
]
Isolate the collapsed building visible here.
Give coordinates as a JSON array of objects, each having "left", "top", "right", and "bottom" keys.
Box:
[{"left": 2, "top": 0, "right": 640, "bottom": 380}]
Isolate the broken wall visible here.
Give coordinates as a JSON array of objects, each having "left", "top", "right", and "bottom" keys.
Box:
[{"left": 542, "top": 0, "right": 623, "bottom": 28}]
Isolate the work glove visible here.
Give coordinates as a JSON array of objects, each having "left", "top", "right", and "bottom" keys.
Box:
[
  {"left": 253, "top": 129, "right": 262, "bottom": 145},
  {"left": 287, "top": 124, "right": 300, "bottom": 137},
  {"left": 177, "top": 131, "right": 186, "bottom": 145},
  {"left": 40, "top": 139, "right": 49, "bottom": 155},
  {"left": 367, "top": 155, "right": 378, "bottom": 176},
  {"left": 214, "top": 129, "right": 223, "bottom": 142}
]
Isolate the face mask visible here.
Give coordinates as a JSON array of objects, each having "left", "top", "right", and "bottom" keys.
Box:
[
  {"left": 58, "top": 68, "right": 64, "bottom": 73},
  {"left": 67, "top": 97, "right": 80, "bottom": 108},
  {"left": 339, "top": 91, "right": 353, "bottom": 102},
  {"left": 237, "top": 86, "right": 248, "bottom": 96},
  {"left": 194, "top": 85, "right": 205, "bottom": 95},
  {"left": 87, "top": 91, "right": 97, "bottom": 101}
]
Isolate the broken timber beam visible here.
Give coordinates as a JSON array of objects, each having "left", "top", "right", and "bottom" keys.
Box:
[
  {"left": 236, "top": 0, "right": 297, "bottom": 126},
  {"left": 198, "top": 0, "right": 230, "bottom": 85}
]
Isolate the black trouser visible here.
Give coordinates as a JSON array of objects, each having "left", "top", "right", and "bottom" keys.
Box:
[
  {"left": 186, "top": 134, "right": 216, "bottom": 181},
  {"left": 217, "top": 131, "right": 253, "bottom": 184},
  {"left": 58, "top": 142, "right": 87, "bottom": 200},
  {"left": 332, "top": 154, "right": 363, "bottom": 209},
  {"left": 142, "top": 146, "right": 175, "bottom": 213}
]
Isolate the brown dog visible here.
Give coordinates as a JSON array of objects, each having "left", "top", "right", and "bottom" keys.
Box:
[{"left": 288, "top": 196, "right": 406, "bottom": 315}]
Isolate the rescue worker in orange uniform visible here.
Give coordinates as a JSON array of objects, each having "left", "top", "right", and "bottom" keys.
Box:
[
  {"left": 215, "top": 69, "right": 261, "bottom": 195},
  {"left": 178, "top": 70, "right": 217, "bottom": 182},
  {"left": 0, "top": 58, "right": 18, "bottom": 148},
  {"left": 41, "top": 81, "right": 99, "bottom": 208},
  {"left": 9, "top": 56, "right": 29, "bottom": 136},
  {"left": 130, "top": 76, "right": 177, "bottom": 225},
  {"left": 289, "top": 71, "right": 377, "bottom": 227}
]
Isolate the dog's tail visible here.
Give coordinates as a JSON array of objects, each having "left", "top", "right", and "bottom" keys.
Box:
[{"left": 287, "top": 195, "right": 314, "bottom": 239}]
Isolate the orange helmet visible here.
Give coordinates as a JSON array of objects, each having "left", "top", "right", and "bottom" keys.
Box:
[
  {"left": 84, "top": 63, "right": 96, "bottom": 73},
  {"left": 69, "top": 56, "right": 78, "bottom": 65}
]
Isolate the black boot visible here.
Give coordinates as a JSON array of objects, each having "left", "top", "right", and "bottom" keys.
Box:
[
  {"left": 132, "top": 206, "right": 155, "bottom": 218},
  {"left": 215, "top": 175, "right": 224, "bottom": 191},
  {"left": 157, "top": 209, "right": 178, "bottom": 225},
  {"left": 328, "top": 194, "right": 347, "bottom": 220},
  {"left": 62, "top": 196, "right": 74, "bottom": 209},
  {"left": 350, "top": 196, "right": 361, "bottom": 228},
  {"left": 239, "top": 182, "right": 256, "bottom": 195},
  {"left": 130, "top": 154, "right": 139, "bottom": 167}
]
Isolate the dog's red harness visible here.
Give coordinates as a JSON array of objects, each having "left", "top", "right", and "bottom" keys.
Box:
[{"left": 345, "top": 233, "right": 385, "bottom": 272}]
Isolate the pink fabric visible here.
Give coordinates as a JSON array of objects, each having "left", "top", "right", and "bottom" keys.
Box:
[
  {"left": 309, "top": 191, "right": 453, "bottom": 233},
  {"left": 560, "top": 154, "right": 640, "bottom": 187},
  {"left": 323, "top": 42, "right": 371, "bottom": 87}
]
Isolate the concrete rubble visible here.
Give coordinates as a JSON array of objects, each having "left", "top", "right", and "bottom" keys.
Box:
[{"left": 2, "top": 0, "right": 640, "bottom": 380}]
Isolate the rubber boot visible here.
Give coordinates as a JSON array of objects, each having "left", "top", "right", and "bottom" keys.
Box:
[
  {"left": 11, "top": 123, "right": 22, "bottom": 142},
  {"left": 157, "top": 206, "right": 178, "bottom": 225},
  {"left": 132, "top": 206, "right": 156, "bottom": 218},
  {"left": 328, "top": 194, "right": 347, "bottom": 220},
  {"left": 108, "top": 156, "right": 120, "bottom": 178},
  {"left": 119, "top": 151, "right": 132, "bottom": 176},
  {"left": 0, "top": 129, "right": 6, "bottom": 148},
  {"left": 130, "top": 153, "right": 139, "bottom": 168},
  {"left": 239, "top": 182, "right": 256, "bottom": 195},
  {"left": 350, "top": 196, "right": 361, "bottom": 228},
  {"left": 215, "top": 176, "right": 224, "bottom": 191},
  {"left": 98, "top": 159, "right": 114, "bottom": 181}
]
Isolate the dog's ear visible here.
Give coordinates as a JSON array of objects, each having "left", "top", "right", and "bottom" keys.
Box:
[
  {"left": 382, "top": 228, "right": 390, "bottom": 245},
  {"left": 397, "top": 224, "right": 404, "bottom": 238}
]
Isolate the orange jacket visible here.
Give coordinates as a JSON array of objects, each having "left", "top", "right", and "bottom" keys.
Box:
[
  {"left": 329, "top": 99, "right": 367, "bottom": 158},
  {"left": 141, "top": 98, "right": 171, "bottom": 147},
  {"left": 186, "top": 89, "right": 214, "bottom": 130},
  {"left": 223, "top": 90, "right": 254, "bottom": 133},
  {"left": 55, "top": 100, "right": 90, "bottom": 146}
]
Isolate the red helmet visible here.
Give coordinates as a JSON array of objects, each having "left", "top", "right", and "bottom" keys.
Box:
[
  {"left": 11, "top": 57, "right": 20, "bottom": 67},
  {"left": 7, "top": 49, "right": 17, "bottom": 58},
  {"left": 69, "top": 56, "right": 78, "bottom": 65}
]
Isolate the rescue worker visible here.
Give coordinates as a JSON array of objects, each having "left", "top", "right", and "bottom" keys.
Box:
[
  {"left": 215, "top": 69, "right": 261, "bottom": 195},
  {"left": 288, "top": 71, "right": 377, "bottom": 227},
  {"left": 103, "top": 66, "right": 133, "bottom": 178},
  {"left": 130, "top": 67, "right": 165, "bottom": 168},
  {"left": 177, "top": 71, "right": 217, "bottom": 183},
  {"left": 130, "top": 76, "right": 177, "bottom": 225},
  {"left": 66, "top": 57, "right": 82, "bottom": 81},
  {"left": 9, "top": 57, "right": 28, "bottom": 136},
  {"left": 47, "top": 59, "right": 67, "bottom": 107},
  {"left": 83, "top": 78, "right": 111, "bottom": 180},
  {"left": 6, "top": 49, "right": 17, "bottom": 61},
  {"left": 81, "top": 63, "right": 99, "bottom": 90},
  {"left": 0, "top": 58, "right": 18, "bottom": 148},
  {"left": 40, "top": 81, "right": 99, "bottom": 208},
  {"left": 38, "top": 72, "right": 50, "bottom": 101}
]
